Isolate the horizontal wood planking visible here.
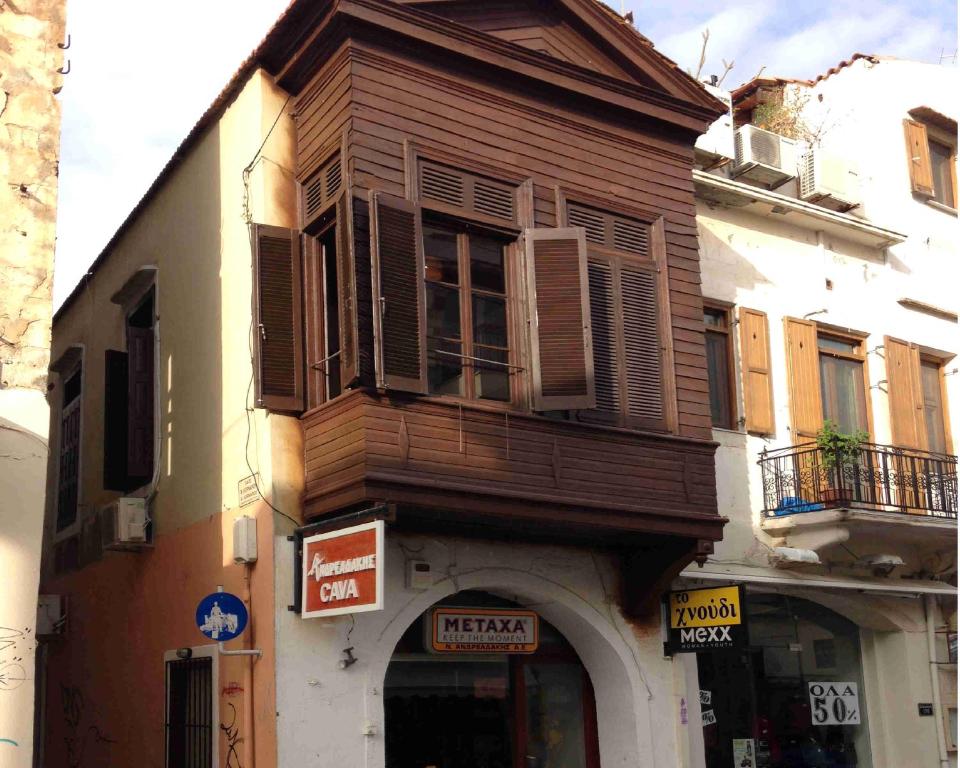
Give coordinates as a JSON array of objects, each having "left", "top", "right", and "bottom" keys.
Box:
[
  {"left": 342, "top": 45, "right": 712, "bottom": 438},
  {"left": 301, "top": 391, "right": 719, "bottom": 531}
]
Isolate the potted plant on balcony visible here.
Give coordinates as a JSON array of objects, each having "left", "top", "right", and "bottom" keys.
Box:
[{"left": 815, "top": 420, "right": 869, "bottom": 504}]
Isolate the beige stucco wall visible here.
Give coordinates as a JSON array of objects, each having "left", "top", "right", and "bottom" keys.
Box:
[
  {"left": 0, "top": 0, "right": 66, "bottom": 762},
  {"left": 41, "top": 66, "right": 298, "bottom": 766}
]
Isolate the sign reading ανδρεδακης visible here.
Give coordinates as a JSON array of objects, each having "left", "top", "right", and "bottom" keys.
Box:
[{"left": 665, "top": 585, "right": 747, "bottom": 653}]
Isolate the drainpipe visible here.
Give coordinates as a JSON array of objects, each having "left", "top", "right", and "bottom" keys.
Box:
[{"left": 924, "top": 593, "right": 950, "bottom": 768}]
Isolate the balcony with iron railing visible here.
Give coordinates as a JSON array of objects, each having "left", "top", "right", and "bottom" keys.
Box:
[{"left": 757, "top": 442, "right": 957, "bottom": 565}]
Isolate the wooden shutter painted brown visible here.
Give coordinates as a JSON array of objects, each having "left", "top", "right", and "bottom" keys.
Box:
[
  {"left": 904, "top": 119, "right": 935, "bottom": 196},
  {"left": 370, "top": 192, "right": 427, "bottom": 393},
  {"left": 253, "top": 224, "right": 304, "bottom": 412},
  {"left": 526, "top": 227, "right": 595, "bottom": 411},
  {"left": 587, "top": 261, "right": 620, "bottom": 413},
  {"left": 103, "top": 349, "right": 129, "bottom": 491},
  {"left": 127, "top": 325, "right": 154, "bottom": 479},
  {"left": 620, "top": 264, "right": 664, "bottom": 426},
  {"left": 336, "top": 191, "right": 360, "bottom": 387},
  {"left": 885, "top": 336, "right": 926, "bottom": 449},
  {"left": 739, "top": 308, "right": 775, "bottom": 435},
  {"left": 783, "top": 317, "right": 822, "bottom": 442}
]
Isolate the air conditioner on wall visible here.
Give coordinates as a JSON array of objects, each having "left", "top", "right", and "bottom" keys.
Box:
[
  {"left": 733, "top": 124, "right": 798, "bottom": 187},
  {"left": 99, "top": 497, "right": 148, "bottom": 550},
  {"left": 799, "top": 148, "right": 860, "bottom": 211}
]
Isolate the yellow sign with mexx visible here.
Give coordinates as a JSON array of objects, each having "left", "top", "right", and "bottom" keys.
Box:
[{"left": 669, "top": 585, "right": 742, "bottom": 630}]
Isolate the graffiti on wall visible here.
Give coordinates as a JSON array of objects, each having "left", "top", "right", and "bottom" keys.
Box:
[
  {"left": 220, "top": 702, "right": 243, "bottom": 768},
  {"left": 0, "top": 626, "right": 30, "bottom": 693},
  {"left": 61, "top": 684, "right": 116, "bottom": 768}
]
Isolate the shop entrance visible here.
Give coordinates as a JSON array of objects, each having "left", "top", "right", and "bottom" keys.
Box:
[
  {"left": 697, "top": 594, "right": 871, "bottom": 768},
  {"left": 384, "top": 592, "right": 601, "bottom": 768}
]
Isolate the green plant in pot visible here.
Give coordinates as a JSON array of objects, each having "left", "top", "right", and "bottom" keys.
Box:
[{"left": 815, "top": 420, "right": 869, "bottom": 503}]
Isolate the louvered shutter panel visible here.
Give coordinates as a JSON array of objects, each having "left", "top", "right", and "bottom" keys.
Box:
[
  {"left": 903, "top": 119, "right": 934, "bottom": 196},
  {"left": 526, "top": 227, "right": 595, "bottom": 411},
  {"left": 370, "top": 192, "right": 427, "bottom": 393},
  {"left": 739, "top": 308, "right": 775, "bottom": 435},
  {"left": 253, "top": 224, "right": 304, "bottom": 412},
  {"left": 620, "top": 264, "right": 664, "bottom": 426},
  {"left": 127, "top": 325, "right": 154, "bottom": 479},
  {"left": 418, "top": 161, "right": 516, "bottom": 222},
  {"left": 587, "top": 261, "right": 620, "bottom": 413},
  {"left": 103, "top": 349, "right": 129, "bottom": 491},
  {"left": 885, "top": 336, "right": 926, "bottom": 449},
  {"left": 783, "top": 317, "right": 823, "bottom": 442},
  {"left": 337, "top": 191, "right": 360, "bottom": 387}
]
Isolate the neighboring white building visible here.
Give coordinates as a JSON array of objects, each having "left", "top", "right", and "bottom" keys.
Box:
[{"left": 679, "top": 55, "right": 959, "bottom": 768}]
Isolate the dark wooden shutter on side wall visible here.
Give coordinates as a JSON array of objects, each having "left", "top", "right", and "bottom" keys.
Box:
[
  {"left": 620, "top": 264, "right": 664, "bottom": 427},
  {"left": 525, "top": 227, "right": 596, "bottom": 411},
  {"left": 253, "top": 224, "right": 304, "bottom": 412},
  {"left": 103, "top": 350, "right": 129, "bottom": 491},
  {"left": 127, "top": 325, "right": 154, "bottom": 479},
  {"left": 370, "top": 192, "right": 427, "bottom": 393},
  {"left": 337, "top": 192, "right": 360, "bottom": 387}
]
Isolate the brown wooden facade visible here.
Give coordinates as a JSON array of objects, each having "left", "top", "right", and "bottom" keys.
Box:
[{"left": 250, "top": 0, "right": 727, "bottom": 584}]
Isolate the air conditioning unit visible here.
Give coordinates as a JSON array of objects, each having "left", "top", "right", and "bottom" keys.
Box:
[
  {"left": 733, "top": 125, "right": 798, "bottom": 187},
  {"left": 799, "top": 149, "right": 860, "bottom": 211},
  {"left": 100, "top": 497, "right": 148, "bottom": 550}
]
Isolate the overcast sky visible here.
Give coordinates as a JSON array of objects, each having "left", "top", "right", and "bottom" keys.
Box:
[{"left": 52, "top": 0, "right": 958, "bottom": 307}]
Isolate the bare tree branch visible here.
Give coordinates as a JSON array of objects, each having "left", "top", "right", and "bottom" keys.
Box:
[
  {"left": 751, "top": 65, "right": 766, "bottom": 82},
  {"left": 693, "top": 28, "right": 709, "bottom": 81},
  {"left": 716, "top": 58, "right": 735, "bottom": 86}
]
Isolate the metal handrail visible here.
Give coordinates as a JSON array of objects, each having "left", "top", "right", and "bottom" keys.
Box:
[{"left": 758, "top": 441, "right": 958, "bottom": 518}]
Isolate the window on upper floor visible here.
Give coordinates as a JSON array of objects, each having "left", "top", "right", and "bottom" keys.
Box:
[
  {"left": 784, "top": 318, "right": 873, "bottom": 443},
  {"left": 885, "top": 337, "right": 954, "bottom": 455},
  {"left": 104, "top": 285, "right": 156, "bottom": 492},
  {"left": 57, "top": 365, "right": 83, "bottom": 533},
  {"left": 904, "top": 115, "right": 957, "bottom": 210},
  {"left": 702, "top": 302, "right": 736, "bottom": 430}
]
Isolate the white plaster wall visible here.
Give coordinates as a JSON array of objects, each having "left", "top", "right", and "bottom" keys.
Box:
[{"left": 274, "top": 531, "right": 696, "bottom": 768}]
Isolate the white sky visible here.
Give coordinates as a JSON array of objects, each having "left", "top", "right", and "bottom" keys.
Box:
[{"left": 52, "top": 0, "right": 957, "bottom": 308}]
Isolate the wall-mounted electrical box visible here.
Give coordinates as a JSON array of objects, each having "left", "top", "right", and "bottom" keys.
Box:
[
  {"left": 233, "top": 516, "right": 258, "bottom": 564},
  {"left": 37, "top": 594, "right": 66, "bottom": 636},
  {"left": 406, "top": 560, "right": 433, "bottom": 590}
]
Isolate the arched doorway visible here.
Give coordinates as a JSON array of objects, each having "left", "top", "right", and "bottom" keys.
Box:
[{"left": 384, "top": 590, "right": 601, "bottom": 768}]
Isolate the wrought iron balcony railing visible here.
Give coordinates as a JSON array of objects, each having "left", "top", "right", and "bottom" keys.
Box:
[{"left": 759, "top": 442, "right": 958, "bottom": 519}]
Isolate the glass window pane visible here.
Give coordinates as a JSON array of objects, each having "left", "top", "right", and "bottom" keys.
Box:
[
  {"left": 474, "top": 346, "right": 510, "bottom": 402},
  {"left": 705, "top": 331, "right": 732, "bottom": 428},
  {"left": 469, "top": 235, "right": 505, "bottom": 293},
  {"left": 424, "top": 225, "right": 459, "bottom": 285},
  {"left": 703, "top": 308, "right": 727, "bottom": 328},
  {"left": 428, "top": 339, "right": 464, "bottom": 396},
  {"left": 523, "top": 663, "right": 588, "bottom": 768},
  {"left": 921, "top": 361, "right": 947, "bottom": 453},
  {"left": 818, "top": 336, "right": 859, "bottom": 354},
  {"left": 426, "top": 284, "right": 461, "bottom": 340},
  {"left": 819, "top": 354, "right": 868, "bottom": 434},
  {"left": 929, "top": 140, "right": 956, "bottom": 208},
  {"left": 472, "top": 295, "right": 507, "bottom": 349}
]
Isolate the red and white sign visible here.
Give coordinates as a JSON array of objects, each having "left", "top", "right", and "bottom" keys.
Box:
[{"left": 302, "top": 521, "right": 384, "bottom": 619}]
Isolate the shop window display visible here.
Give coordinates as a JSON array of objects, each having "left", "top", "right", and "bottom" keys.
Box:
[{"left": 697, "top": 594, "right": 871, "bottom": 768}]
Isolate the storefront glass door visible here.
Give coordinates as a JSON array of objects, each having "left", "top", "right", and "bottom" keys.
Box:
[
  {"left": 697, "top": 594, "right": 871, "bottom": 768},
  {"left": 384, "top": 593, "right": 600, "bottom": 768}
]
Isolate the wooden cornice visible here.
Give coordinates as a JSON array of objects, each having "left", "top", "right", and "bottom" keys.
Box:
[{"left": 273, "top": 0, "right": 721, "bottom": 133}]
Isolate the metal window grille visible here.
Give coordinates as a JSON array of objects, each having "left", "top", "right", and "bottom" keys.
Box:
[{"left": 165, "top": 657, "right": 213, "bottom": 768}]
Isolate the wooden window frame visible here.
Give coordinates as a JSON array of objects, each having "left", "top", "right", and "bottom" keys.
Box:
[
  {"left": 925, "top": 123, "right": 958, "bottom": 211},
  {"left": 55, "top": 362, "right": 84, "bottom": 538},
  {"left": 303, "top": 207, "right": 341, "bottom": 410},
  {"left": 421, "top": 213, "right": 520, "bottom": 407},
  {"left": 702, "top": 299, "right": 738, "bottom": 431},
  {"left": 815, "top": 326, "right": 874, "bottom": 440},
  {"left": 163, "top": 645, "right": 218, "bottom": 768},
  {"left": 557, "top": 189, "right": 677, "bottom": 433}
]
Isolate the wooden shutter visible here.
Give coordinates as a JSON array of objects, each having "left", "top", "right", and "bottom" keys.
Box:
[
  {"left": 253, "top": 224, "right": 304, "bottom": 412},
  {"left": 783, "top": 317, "right": 822, "bottom": 442},
  {"left": 587, "top": 261, "right": 620, "bottom": 413},
  {"left": 903, "top": 119, "right": 934, "bottom": 196},
  {"left": 620, "top": 264, "right": 664, "bottom": 426},
  {"left": 103, "top": 350, "right": 129, "bottom": 491},
  {"left": 884, "top": 336, "right": 926, "bottom": 449},
  {"left": 370, "top": 192, "right": 427, "bottom": 393},
  {"left": 739, "top": 308, "right": 775, "bottom": 435},
  {"left": 525, "top": 227, "right": 595, "bottom": 411},
  {"left": 127, "top": 325, "right": 154, "bottom": 479},
  {"left": 336, "top": 191, "right": 360, "bottom": 387}
]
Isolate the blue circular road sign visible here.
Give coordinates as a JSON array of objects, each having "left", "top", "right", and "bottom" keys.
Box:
[{"left": 195, "top": 592, "right": 248, "bottom": 642}]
